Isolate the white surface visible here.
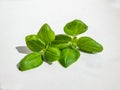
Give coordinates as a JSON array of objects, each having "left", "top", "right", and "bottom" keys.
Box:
[{"left": 0, "top": 0, "right": 120, "bottom": 90}]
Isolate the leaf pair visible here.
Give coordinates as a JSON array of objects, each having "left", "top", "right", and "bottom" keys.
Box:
[
  {"left": 26, "top": 23, "right": 55, "bottom": 52},
  {"left": 17, "top": 19, "right": 103, "bottom": 71},
  {"left": 63, "top": 19, "right": 103, "bottom": 53}
]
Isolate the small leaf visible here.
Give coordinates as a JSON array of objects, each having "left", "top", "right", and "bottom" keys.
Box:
[
  {"left": 77, "top": 36, "right": 103, "bottom": 53},
  {"left": 64, "top": 19, "right": 88, "bottom": 36},
  {"left": 37, "top": 23, "right": 55, "bottom": 44},
  {"left": 59, "top": 48, "right": 80, "bottom": 68},
  {"left": 25, "top": 34, "right": 45, "bottom": 52},
  {"left": 51, "top": 34, "right": 72, "bottom": 49},
  {"left": 17, "top": 52, "right": 43, "bottom": 71},
  {"left": 45, "top": 47, "right": 61, "bottom": 62}
]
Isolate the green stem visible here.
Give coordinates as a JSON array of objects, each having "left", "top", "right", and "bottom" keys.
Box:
[
  {"left": 71, "top": 36, "right": 77, "bottom": 48},
  {"left": 40, "top": 49, "right": 52, "bottom": 65}
]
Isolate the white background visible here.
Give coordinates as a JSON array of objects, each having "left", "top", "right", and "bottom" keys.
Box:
[{"left": 0, "top": 0, "right": 120, "bottom": 90}]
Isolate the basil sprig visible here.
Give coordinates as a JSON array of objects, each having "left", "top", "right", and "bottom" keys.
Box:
[{"left": 17, "top": 19, "right": 103, "bottom": 71}]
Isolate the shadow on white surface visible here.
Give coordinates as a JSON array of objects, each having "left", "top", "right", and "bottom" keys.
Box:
[{"left": 16, "top": 46, "right": 31, "bottom": 54}]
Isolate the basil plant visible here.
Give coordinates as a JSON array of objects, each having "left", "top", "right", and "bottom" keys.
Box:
[{"left": 17, "top": 19, "right": 103, "bottom": 71}]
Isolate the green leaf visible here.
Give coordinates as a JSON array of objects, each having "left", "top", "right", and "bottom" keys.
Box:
[
  {"left": 17, "top": 52, "right": 43, "bottom": 71},
  {"left": 51, "top": 34, "right": 72, "bottom": 49},
  {"left": 45, "top": 47, "right": 61, "bottom": 62},
  {"left": 64, "top": 19, "right": 88, "bottom": 36},
  {"left": 59, "top": 48, "right": 80, "bottom": 68},
  {"left": 37, "top": 23, "right": 55, "bottom": 44},
  {"left": 77, "top": 36, "right": 103, "bottom": 53},
  {"left": 25, "top": 34, "right": 45, "bottom": 52}
]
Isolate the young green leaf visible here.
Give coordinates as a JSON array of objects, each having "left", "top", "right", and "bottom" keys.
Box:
[
  {"left": 51, "top": 34, "right": 72, "bottom": 49},
  {"left": 37, "top": 23, "right": 55, "bottom": 44},
  {"left": 64, "top": 19, "right": 88, "bottom": 36},
  {"left": 77, "top": 36, "right": 103, "bottom": 53},
  {"left": 45, "top": 47, "right": 61, "bottom": 62},
  {"left": 59, "top": 48, "right": 80, "bottom": 68},
  {"left": 17, "top": 52, "right": 43, "bottom": 71},
  {"left": 25, "top": 34, "right": 45, "bottom": 52}
]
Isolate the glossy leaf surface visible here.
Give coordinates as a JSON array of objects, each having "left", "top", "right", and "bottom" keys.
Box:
[
  {"left": 64, "top": 19, "right": 88, "bottom": 36},
  {"left": 59, "top": 48, "right": 80, "bottom": 68},
  {"left": 52, "top": 34, "right": 72, "bottom": 49},
  {"left": 18, "top": 53, "right": 43, "bottom": 71},
  {"left": 77, "top": 36, "right": 103, "bottom": 53},
  {"left": 45, "top": 47, "right": 61, "bottom": 62},
  {"left": 37, "top": 23, "right": 55, "bottom": 44},
  {"left": 25, "top": 34, "right": 45, "bottom": 52}
]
